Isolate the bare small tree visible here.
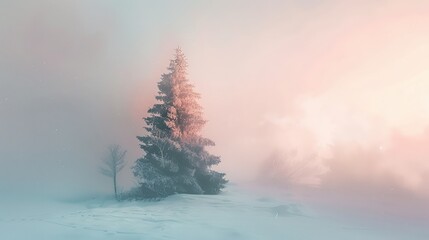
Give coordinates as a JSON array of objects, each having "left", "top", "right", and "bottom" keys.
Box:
[{"left": 100, "top": 145, "right": 127, "bottom": 200}]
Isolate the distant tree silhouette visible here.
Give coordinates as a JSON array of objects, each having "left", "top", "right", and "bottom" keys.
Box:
[{"left": 100, "top": 144, "right": 126, "bottom": 200}]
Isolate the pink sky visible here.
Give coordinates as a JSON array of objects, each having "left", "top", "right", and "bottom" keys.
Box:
[{"left": 169, "top": 1, "right": 429, "bottom": 196}]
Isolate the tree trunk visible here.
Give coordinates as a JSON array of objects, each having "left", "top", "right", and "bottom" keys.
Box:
[{"left": 113, "top": 172, "right": 117, "bottom": 200}]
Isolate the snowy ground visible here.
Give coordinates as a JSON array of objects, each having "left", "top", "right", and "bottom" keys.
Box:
[{"left": 0, "top": 185, "right": 427, "bottom": 240}]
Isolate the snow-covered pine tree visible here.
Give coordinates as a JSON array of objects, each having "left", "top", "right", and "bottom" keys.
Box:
[{"left": 133, "top": 48, "right": 227, "bottom": 198}]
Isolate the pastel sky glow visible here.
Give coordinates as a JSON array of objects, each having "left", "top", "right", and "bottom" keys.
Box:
[{"left": 0, "top": 0, "right": 428, "bottom": 202}]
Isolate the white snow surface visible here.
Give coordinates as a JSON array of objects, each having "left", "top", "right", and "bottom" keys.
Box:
[{"left": 0, "top": 185, "right": 427, "bottom": 240}]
